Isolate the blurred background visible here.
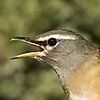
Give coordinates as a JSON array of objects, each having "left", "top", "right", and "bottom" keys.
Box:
[{"left": 0, "top": 0, "right": 100, "bottom": 100}]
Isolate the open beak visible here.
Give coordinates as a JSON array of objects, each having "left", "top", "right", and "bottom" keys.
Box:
[{"left": 10, "top": 37, "right": 46, "bottom": 59}]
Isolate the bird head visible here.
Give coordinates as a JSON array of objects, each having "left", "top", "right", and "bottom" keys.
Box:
[{"left": 11, "top": 29, "right": 96, "bottom": 84}]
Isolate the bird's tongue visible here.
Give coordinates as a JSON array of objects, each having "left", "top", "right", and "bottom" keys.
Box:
[{"left": 10, "top": 37, "right": 45, "bottom": 59}]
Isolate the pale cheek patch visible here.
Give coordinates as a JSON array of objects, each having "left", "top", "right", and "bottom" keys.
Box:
[
  {"left": 46, "top": 46, "right": 53, "bottom": 51},
  {"left": 37, "top": 34, "right": 77, "bottom": 41},
  {"left": 46, "top": 42, "right": 59, "bottom": 51}
]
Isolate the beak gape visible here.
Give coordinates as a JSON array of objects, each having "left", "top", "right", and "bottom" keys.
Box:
[{"left": 10, "top": 37, "right": 46, "bottom": 59}]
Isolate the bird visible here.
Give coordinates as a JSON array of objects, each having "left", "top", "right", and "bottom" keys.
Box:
[{"left": 10, "top": 29, "right": 100, "bottom": 100}]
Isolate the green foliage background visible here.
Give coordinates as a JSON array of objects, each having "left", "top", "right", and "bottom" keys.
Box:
[{"left": 0, "top": 0, "right": 100, "bottom": 100}]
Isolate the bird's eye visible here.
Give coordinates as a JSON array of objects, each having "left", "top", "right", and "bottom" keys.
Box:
[{"left": 48, "top": 38, "right": 57, "bottom": 46}]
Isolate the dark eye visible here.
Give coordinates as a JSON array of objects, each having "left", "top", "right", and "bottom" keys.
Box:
[{"left": 48, "top": 38, "right": 57, "bottom": 46}]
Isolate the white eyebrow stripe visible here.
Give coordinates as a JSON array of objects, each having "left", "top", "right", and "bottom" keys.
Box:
[{"left": 37, "top": 34, "right": 77, "bottom": 41}]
